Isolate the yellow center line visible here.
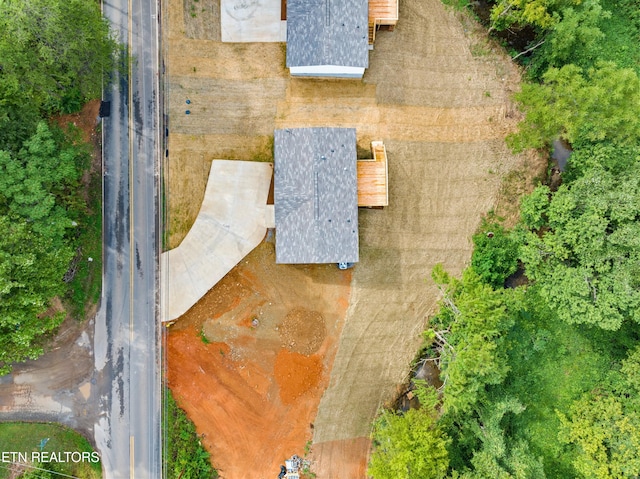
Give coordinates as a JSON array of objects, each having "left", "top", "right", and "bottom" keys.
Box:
[
  {"left": 128, "top": 0, "right": 135, "bottom": 343},
  {"left": 130, "top": 436, "right": 135, "bottom": 478},
  {"left": 127, "top": 3, "right": 135, "bottom": 477}
]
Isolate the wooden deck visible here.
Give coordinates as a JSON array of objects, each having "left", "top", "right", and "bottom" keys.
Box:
[
  {"left": 357, "top": 141, "right": 389, "bottom": 207},
  {"left": 368, "top": 0, "right": 398, "bottom": 43},
  {"left": 369, "top": 0, "right": 398, "bottom": 24}
]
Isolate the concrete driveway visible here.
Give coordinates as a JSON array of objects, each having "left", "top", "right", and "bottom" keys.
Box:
[
  {"left": 161, "top": 160, "right": 273, "bottom": 322},
  {"left": 221, "top": 0, "right": 286, "bottom": 42}
]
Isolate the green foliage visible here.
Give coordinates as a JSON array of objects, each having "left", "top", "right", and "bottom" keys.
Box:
[
  {"left": 450, "top": 398, "right": 547, "bottom": 479},
  {"left": 471, "top": 219, "right": 520, "bottom": 288},
  {"left": 0, "top": 122, "right": 86, "bottom": 241},
  {"left": 529, "top": 0, "right": 640, "bottom": 76},
  {"left": 369, "top": 385, "right": 450, "bottom": 479},
  {"left": 440, "top": 0, "right": 472, "bottom": 11},
  {"left": 65, "top": 161, "right": 103, "bottom": 318},
  {"left": 0, "top": 121, "right": 93, "bottom": 372},
  {"left": 0, "top": 0, "right": 117, "bottom": 370},
  {"left": 166, "top": 390, "right": 218, "bottom": 479},
  {"left": 558, "top": 347, "right": 640, "bottom": 478},
  {"left": 0, "top": 216, "right": 73, "bottom": 375},
  {"left": 200, "top": 329, "right": 211, "bottom": 344},
  {"left": 489, "top": 0, "right": 581, "bottom": 31},
  {"left": 563, "top": 141, "right": 640, "bottom": 181},
  {"left": 519, "top": 166, "right": 640, "bottom": 330},
  {"left": 541, "top": 1, "right": 610, "bottom": 68},
  {"left": 429, "top": 267, "right": 513, "bottom": 415},
  {"left": 0, "top": 422, "right": 101, "bottom": 479},
  {"left": 500, "top": 289, "right": 612, "bottom": 476},
  {"left": 508, "top": 63, "right": 640, "bottom": 151},
  {"left": 0, "top": 0, "right": 120, "bottom": 115},
  {"left": 489, "top": 0, "right": 640, "bottom": 78},
  {"left": 519, "top": 185, "right": 550, "bottom": 230}
]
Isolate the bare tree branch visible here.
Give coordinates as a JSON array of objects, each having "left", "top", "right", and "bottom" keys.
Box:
[{"left": 512, "top": 39, "right": 546, "bottom": 60}]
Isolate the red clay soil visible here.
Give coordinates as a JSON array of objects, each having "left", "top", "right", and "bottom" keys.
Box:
[
  {"left": 274, "top": 351, "right": 323, "bottom": 405},
  {"left": 54, "top": 99, "right": 101, "bottom": 144},
  {"left": 166, "top": 240, "right": 354, "bottom": 479}
]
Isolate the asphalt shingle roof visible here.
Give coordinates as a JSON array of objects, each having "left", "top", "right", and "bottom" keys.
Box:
[
  {"left": 274, "top": 127, "right": 359, "bottom": 264},
  {"left": 286, "top": 0, "right": 369, "bottom": 69}
]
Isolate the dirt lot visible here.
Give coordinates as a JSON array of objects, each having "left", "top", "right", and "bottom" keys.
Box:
[
  {"left": 164, "top": 0, "right": 542, "bottom": 476},
  {"left": 166, "top": 240, "right": 352, "bottom": 478}
]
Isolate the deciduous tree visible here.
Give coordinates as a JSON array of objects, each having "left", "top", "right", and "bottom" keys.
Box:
[
  {"left": 519, "top": 165, "right": 640, "bottom": 330},
  {"left": 369, "top": 385, "right": 450, "bottom": 479},
  {"left": 0, "top": 216, "right": 72, "bottom": 375},
  {"left": 450, "top": 398, "right": 547, "bottom": 479},
  {"left": 508, "top": 63, "right": 640, "bottom": 151},
  {"left": 471, "top": 219, "right": 519, "bottom": 288},
  {"left": 428, "top": 266, "right": 514, "bottom": 415},
  {"left": 558, "top": 347, "right": 640, "bottom": 478},
  {"left": 0, "top": 0, "right": 120, "bottom": 115}
]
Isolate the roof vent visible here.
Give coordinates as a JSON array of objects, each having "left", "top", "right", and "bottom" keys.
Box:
[{"left": 325, "top": 0, "right": 331, "bottom": 26}]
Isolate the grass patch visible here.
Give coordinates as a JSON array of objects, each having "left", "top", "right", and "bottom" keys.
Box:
[
  {"left": 200, "top": 329, "right": 211, "bottom": 344},
  {"left": 470, "top": 41, "right": 491, "bottom": 57},
  {"left": 440, "top": 0, "right": 471, "bottom": 11},
  {"left": 65, "top": 161, "right": 102, "bottom": 321},
  {"left": 165, "top": 389, "right": 218, "bottom": 479},
  {"left": 0, "top": 422, "right": 101, "bottom": 479},
  {"left": 250, "top": 135, "right": 274, "bottom": 162}
]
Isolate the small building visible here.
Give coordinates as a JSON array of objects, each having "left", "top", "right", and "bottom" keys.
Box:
[
  {"left": 286, "top": 0, "right": 369, "bottom": 78},
  {"left": 274, "top": 127, "right": 359, "bottom": 264}
]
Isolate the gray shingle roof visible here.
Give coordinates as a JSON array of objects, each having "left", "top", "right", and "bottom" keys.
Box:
[
  {"left": 286, "top": 0, "right": 369, "bottom": 69},
  {"left": 274, "top": 127, "right": 359, "bottom": 264}
]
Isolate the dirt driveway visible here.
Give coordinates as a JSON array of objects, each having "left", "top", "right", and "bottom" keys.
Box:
[{"left": 164, "top": 0, "right": 533, "bottom": 476}]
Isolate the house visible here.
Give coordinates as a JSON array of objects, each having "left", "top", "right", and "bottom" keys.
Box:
[
  {"left": 274, "top": 127, "right": 359, "bottom": 264},
  {"left": 286, "top": 0, "right": 369, "bottom": 78},
  {"left": 220, "top": 0, "right": 399, "bottom": 77}
]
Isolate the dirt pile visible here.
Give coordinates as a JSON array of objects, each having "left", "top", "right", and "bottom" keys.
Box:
[{"left": 278, "top": 308, "right": 326, "bottom": 355}]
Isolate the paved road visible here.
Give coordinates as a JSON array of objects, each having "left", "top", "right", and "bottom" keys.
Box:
[{"left": 95, "top": 0, "right": 162, "bottom": 476}]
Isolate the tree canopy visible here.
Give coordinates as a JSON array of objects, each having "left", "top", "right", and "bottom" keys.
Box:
[
  {"left": 471, "top": 219, "right": 520, "bottom": 288},
  {"left": 0, "top": 216, "right": 72, "bottom": 374},
  {"left": 518, "top": 165, "right": 640, "bottom": 330},
  {"left": 429, "top": 266, "right": 513, "bottom": 415},
  {"left": 451, "top": 398, "right": 547, "bottom": 479},
  {"left": 508, "top": 63, "right": 640, "bottom": 151},
  {"left": 0, "top": 0, "right": 119, "bottom": 118},
  {"left": 369, "top": 385, "right": 450, "bottom": 479},
  {"left": 0, "top": 0, "right": 120, "bottom": 372},
  {"left": 558, "top": 347, "right": 640, "bottom": 478}
]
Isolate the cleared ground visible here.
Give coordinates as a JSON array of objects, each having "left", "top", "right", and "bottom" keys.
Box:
[{"left": 165, "top": 0, "right": 536, "bottom": 476}]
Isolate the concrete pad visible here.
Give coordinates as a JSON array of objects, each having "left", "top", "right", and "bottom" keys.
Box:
[
  {"left": 221, "top": 0, "right": 287, "bottom": 42},
  {"left": 161, "top": 160, "right": 273, "bottom": 322},
  {"left": 264, "top": 205, "right": 275, "bottom": 228}
]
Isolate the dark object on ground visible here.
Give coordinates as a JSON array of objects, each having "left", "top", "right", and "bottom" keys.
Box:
[
  {"left": 278, "top": 465, "right": 286, "bottom": 478},
  {"left": 99, "top": 100, "right": 111, "bottom": 117}
]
